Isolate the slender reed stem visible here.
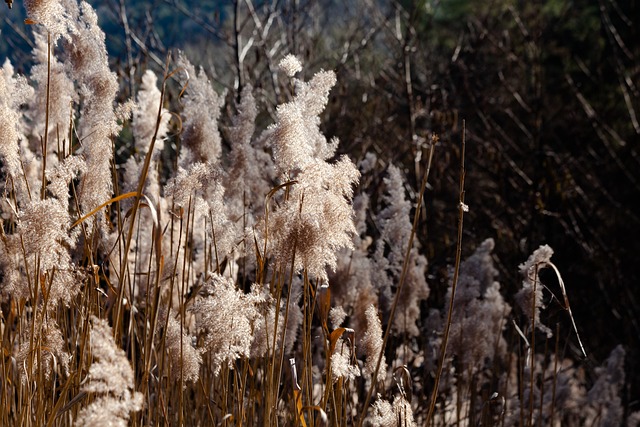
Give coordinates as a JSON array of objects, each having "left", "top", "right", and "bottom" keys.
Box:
[
  {"left": 114, "top": 57, "right": 172, "bottom": 340},
  {"left": 357, "top": 137, "right": 436, "bottom": 427},
  {"left": 426, "top": 122, "right": 466, "bottom": 425},
  {"left": 528, "top": 265, "right": 538, "bottom": 427},
  {"left": 41, "top": 32, "right": 51, "bottom": 201}
]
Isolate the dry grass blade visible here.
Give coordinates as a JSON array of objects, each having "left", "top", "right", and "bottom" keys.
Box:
[
  {"left": 547, "top": 262, "right": 587, "bottom": 358},
  {"left": 70, "top": 192, "right": 138, "bottom": 229},
  {"left": 290, "top": 358, "right": 308, "bottom": 427}
]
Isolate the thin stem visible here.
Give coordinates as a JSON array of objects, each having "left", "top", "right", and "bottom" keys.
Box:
[
  {"left": 41, "top": 32, "right": 51, "bottom": 200},
  {"left": 528, "top": 265, "right": 538, "bottom": 427},
  {"left": 114, "top": 57, "right": 172, "bottom": 340},
  {"left": 426, "top": 122, "right": 466, "bottom": 425},
  {"left": 357, "top": 138, "right": 436, "bottom": 427}
]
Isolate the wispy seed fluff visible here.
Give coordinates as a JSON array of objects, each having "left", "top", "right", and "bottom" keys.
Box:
[
  {"left": 360, "top": 305, "right": 387, "bottom": 383},
  {"left": 164, "top": 162, "right": 237, "bottom": 264},
  {"left": 369, "top": 394, "right": 417, "bottom": 427},
  {"left": 271, "top": 63, "right": 339, "bottom": 174},
  {"left": 16, "top": 316, "right": 70, "bottom": 383},
  {"left": 132, "top": 70, "right": 169, "bottom": 149},
  {"left": 190, "top": 273, "right": 261, "bottom": 377},
  {"left": 446, "top": 238, "right": 511, "bottom": 374},
  {"left": 586, "top": 345, "right": 626, "bottom": 426},
  {"left": 161, "top": 311, "right": 202, "bottom": 386},
  {"left": 279, "top": 54, "right": 303, "bottom": 77},
  {"left": 23, "top": 0, "right": 69, "bottom": 39},
  {"left": 515, "top": 244, "right": 555, "bottom": 338},
  {"left": 250, "top": 281, "right": 303, "bottom": 358},
  {"left": 0, "top": 60, "right": 34, "bottom": 193},
  {"left": 224, "top": 85, "right": 275, "bottom": 225},
  {"left": 123, "top": 69, "right": 170, "bottom": 199},
  {"left": 28, "top": 29, "right": 77, "bottom": 155},
  {"left": 61, "top": 1, "right": 122, "bottom": 236},
  {"left": 176, "top": 54, "right": 224, "bottom": 166},
  {"left": 75, "top": 317, "right": 143, "bottom": 427},
  {"left": 373, "top": 164, "right": 429, "bottom": 336},
  {"left": 329, "top": 192, "right": 378, "bottom": 337},
  {"left": 265, "top": 59, "right": 359, "bottom": 282},
  {"left": 330, "top": 335, "right": 360, "bottom": 383},
  {"left": 17, "top": 197, "right": 81, "bottom": 306}
]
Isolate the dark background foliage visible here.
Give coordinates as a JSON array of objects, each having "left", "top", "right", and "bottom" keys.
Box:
[{"left": 2, "top": 0, "right": 638, "bottom": 413}]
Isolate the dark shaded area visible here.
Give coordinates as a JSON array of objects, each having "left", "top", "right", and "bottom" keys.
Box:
[{"left": 325, "top": 2, "right": 640, "bottom": 412}]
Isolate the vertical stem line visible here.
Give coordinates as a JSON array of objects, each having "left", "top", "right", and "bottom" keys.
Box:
[
  {"left": 41, "top": 32, "right": 51, "bottom": 200},
  {"left": 426, "top": 122, "right": 466, "bottom": 425},
  {"left": 357, "top": 138, "right": 436, "bottom": 427}
]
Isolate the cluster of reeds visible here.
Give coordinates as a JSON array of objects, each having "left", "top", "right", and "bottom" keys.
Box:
[{"left": 0, "top": 1, "right": 634, "bottom": 426}]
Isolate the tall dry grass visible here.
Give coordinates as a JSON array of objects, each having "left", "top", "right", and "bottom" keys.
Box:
[{"left": 0, "top": 1, "right": 633, "bottom": 426}]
